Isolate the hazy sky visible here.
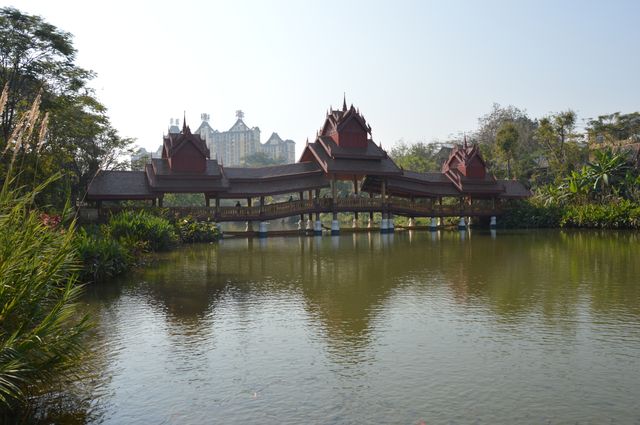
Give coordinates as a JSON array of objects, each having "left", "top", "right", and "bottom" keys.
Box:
[{"left": 11, "top": 0, "right": 640, "bottom": 157}]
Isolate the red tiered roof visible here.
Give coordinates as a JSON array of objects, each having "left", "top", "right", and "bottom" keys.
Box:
[{"left": 300, "top": 97, "right": 401, "bottom": 179}]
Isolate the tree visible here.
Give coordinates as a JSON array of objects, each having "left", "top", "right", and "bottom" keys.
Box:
[
  {"left": 475, "top": 104, "right": 538, "bottom": 179},
  {"left": 0, "top": 7, "right": 133, "bottom": 207},
  {"left": 389, "top": 140, "right": 442, "bottom": 172},
  {"left": 495, "top": 122, "right": 519, "bottom": 178},
  {"left": 0, "top": 7, "right": 92, "bottom": 144},
  {"left": 586, "top": 112, "right": 640, "bottom": 144},
  {"left": 535, "top": 110, "right": 585, "bottom": 181}
]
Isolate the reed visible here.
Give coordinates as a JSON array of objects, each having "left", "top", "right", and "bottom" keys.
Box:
[{"left": 0, "top": 89, "right": 89, "bottom": 414}]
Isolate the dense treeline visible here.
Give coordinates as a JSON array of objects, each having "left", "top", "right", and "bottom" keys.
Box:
[{"left": 390, "top": 104, "right": 640, "bottom": 228}]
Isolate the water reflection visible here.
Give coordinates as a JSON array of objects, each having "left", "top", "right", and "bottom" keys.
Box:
[{"left": 100, "top": 230, "right": 640, "bottom": 342}]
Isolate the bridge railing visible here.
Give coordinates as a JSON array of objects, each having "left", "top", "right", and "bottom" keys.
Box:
[
  {"left": 260, "top": 199, "right": 315, "bottom": 217},
  {"left": 334, "top": 197, "right": 383, "bottom": 209},
  {"left": 96, "top": 198, "right": 501, "bottom": 222},
  {"left": 389, "top": 199, "right": 500, "bottom": 216}
]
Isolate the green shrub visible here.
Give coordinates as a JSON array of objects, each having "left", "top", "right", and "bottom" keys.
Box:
[
  {"left": 107, "top": 210, "right": 178, "bottom": 251},
  {"left": 500, "top": 200, "right": 563, "bottom": 228},
  {"left": 74, "top": 227, "right": 131, "bottom": 282},
  {"left": 175, "top": 216, "right": 220, "bottom": 243},
  {"left": 502, "top": 199, "right": 640, "bottom": 229},
  {"left": 560, "top": 200, "right": 640, "bottom": 229}
]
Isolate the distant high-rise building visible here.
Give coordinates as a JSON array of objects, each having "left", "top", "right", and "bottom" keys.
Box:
[
  {"left": 263, "top": 132, "right": 296, "bottom": 163},
  {"left": 194, "top": 110, "right": 295, "bottom": 166}
]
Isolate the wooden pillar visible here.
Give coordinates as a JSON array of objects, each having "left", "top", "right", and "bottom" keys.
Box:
[
  {"left": 299, "top": 191, "right": 305, "bottom": 222},
  {"left": 369, "top": 192, "right": 374, "bottom": 221},
  {"left": 205, "top": 195, "right": 210, "bottom": 207},
  {"left": 381, "top": 179, "right": 387, "bottom": 214},
  {"left": 247, "top": 197, "right": 252, "bottom": 207},
  {"left": 308, "top": 190, "right": 313, "bottom": 221},
  {"left": 260, "top": 196, "right": 265, "bottom": 215},
  {"left": 353, "top": 176, "right": 359, "bottom": 224},
  {"left": 158, "top": 195, "right": 163, "bottom": 208},
  {"left": 331, "top": 175, "right": 337, "bottom": 202}
]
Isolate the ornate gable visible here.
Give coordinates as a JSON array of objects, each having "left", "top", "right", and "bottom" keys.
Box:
[
  {"left": 319, "top": 98, "right": 371, "bottom": 149},
  {"left": 163, "top": 122, "right": 210, "bottom": 173},
  {"left": 442, "top": 142, "right": 487, "bottom": 179}
]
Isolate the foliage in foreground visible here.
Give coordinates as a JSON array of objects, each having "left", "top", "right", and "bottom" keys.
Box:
[{"left": 0, "top": 178, "right": 90, "bottom": 413}]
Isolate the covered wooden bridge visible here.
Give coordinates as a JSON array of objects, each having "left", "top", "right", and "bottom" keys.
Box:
[{"left": 86, "top": 98, "right": 530, "bottom": 236}]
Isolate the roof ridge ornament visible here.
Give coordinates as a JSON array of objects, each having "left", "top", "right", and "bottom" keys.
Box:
[{"left": 343, "top": 92, "right": 347, "bottom": 112}]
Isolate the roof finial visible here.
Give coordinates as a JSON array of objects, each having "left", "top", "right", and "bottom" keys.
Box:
[
  {"left": 342, "top": 92, "right": 347, "bottom": 112},
  {"left": 463, "top": 133, "right": 468, "bottom": 149},
  {"left": 182, "top": 111, "right": 187, "bottom": 132}
]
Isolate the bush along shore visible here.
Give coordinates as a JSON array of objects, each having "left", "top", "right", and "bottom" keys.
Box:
[
  {"left": 75, "top": 210, "right": 221, "bottom": 282},
  {"left": 500, "top": 199, "right": 640, "bottom": 229}
]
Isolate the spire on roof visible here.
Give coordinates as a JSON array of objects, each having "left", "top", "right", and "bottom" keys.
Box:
[
  {"left": 342, "top": 93, "right": 347, "bottom": 112},
  {"left": 182, "top": 111, "right": 187, "bottom": 132},
  {"left": 463, "top": 133, "right": 468, "bottom": 149}
]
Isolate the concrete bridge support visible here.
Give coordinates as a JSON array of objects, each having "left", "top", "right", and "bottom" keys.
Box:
[
  {"left": 246, "top": 221, "right": 254, "bottom": 232},
  {"left": 458, "top": 217, "right": 467, "bottom": 230},
  {"left": 490, "top": 216, "right": 497, "bottom": 229},
  {"left": 380, "top": 213, "right": 389, "bottom": 234},
  {"left": 331, "top": 213, "right": 340, "bottom": 236},
  {"left": 430, "top": 217, "right": 438, "bottom": 231},
  {"left": 389, "top": 213, "right": 395, "bottom": 233},
  {"left": 258, "top": 221, "right": 268, "bottom": 238},
  {"left": 314, "top": 212, "right": 322, "bottom": 236}
]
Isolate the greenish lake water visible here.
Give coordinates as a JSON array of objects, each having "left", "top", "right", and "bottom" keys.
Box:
[{"left": 40, "top": 230, "right": 640, "bottom": 424}]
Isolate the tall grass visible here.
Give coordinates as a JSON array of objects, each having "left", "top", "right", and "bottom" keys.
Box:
[{"left": 0, "top": 85, "right": 90, "bottom": 414}]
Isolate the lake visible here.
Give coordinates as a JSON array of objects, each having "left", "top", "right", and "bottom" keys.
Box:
[{"left": 39, "top": 230, "right": 640, "bottom": 424}]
